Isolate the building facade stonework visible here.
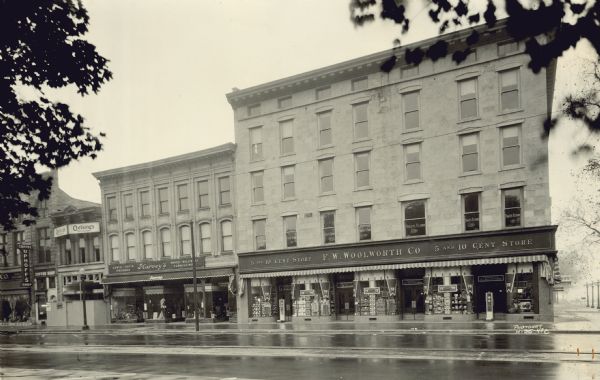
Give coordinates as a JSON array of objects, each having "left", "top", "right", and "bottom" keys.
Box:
[{"left": 227, "top": 20, "right": 557, "bottom": 323}]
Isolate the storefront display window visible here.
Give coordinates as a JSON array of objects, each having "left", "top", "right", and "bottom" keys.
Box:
[
  {"left": 111, "top": 288, "right": 141, "bottom": 322},
  {"left": 508, "top": 272, "right": 534, "bottom": 313},
  {"left": 425, "top": 274, "right": 473, "bottom": 315},
  {"left": 250, "top": 279, "right": 275, "bottom": 318},
  {"left": 355, "top": 272, "right": 397, "bottom": 317},
  {"left": 291, "top": 277, "right": 333, "bottom": 318},
  {"left": 1, "top": 295, "right": 31, "bottom": 322}
]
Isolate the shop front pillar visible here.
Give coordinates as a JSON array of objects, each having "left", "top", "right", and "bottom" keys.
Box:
[{"left": 201, "top": 279, "right": 207, "bottom": 318}]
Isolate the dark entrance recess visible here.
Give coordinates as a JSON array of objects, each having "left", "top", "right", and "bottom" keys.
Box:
[
  {"left": 473, "top": 264, "right": 508, "bottom": 314},
  {"left": 334, "top": 272, "right": 354, "bottom": 320},
  {"left": 276, "top": 277, "right": 293, "bottom": 321},
  {"left": 399, "top": 269, "right": 425, "bottom": 319}
]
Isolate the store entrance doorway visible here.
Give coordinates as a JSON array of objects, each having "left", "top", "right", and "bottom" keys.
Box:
[
  {"left": 336, "top": 287, "right": 354, "bottom": 320},
  {"left": 212, "top": 291, "right": 228, "bottom": 321},
  {"left": 473, "top": 265, "right": 508, "bottom": 315},
  {"left": 402, "top": 285, "right": 424, "bottom": 318}
]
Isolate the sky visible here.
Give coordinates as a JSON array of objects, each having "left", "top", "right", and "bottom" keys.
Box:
[{"left": 49, "top": 0, "right": 598, "bottom": 280}]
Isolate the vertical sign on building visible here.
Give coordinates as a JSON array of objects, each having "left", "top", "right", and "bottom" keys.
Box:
[{"left": 18, "top": 243, "right": 32, "bottom": 287}]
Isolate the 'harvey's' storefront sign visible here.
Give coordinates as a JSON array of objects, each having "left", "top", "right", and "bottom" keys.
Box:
[
  {"left": 108, "top": 256, "right": 205, "bottom": 275},
  {"left": 239, "top": 226, "right": 556, "bottom": 274}
]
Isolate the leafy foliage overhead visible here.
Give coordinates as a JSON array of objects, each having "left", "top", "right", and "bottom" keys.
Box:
[{"left": 0, "top": 0, "right": 112, "bottom": 230}]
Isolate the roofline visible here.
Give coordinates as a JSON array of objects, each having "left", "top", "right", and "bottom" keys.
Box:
[
  {"left": 226, "top": 19, "right": 510, "bottom": 106},
  {"left": 92, "top": 142, "right": 236, "bottom": 180}
]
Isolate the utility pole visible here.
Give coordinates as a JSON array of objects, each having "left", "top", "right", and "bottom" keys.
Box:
[
  {"left": 79, "top": 268, "right": 89, "bottom": 330},
  {"left": 190, "top": 222, "right": 199, "bottom": 332}
]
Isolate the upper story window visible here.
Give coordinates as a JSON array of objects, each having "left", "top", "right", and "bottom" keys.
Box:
[
  {"left": 317, "top": 111, "right": 332, "bottom": 147},
  {"left": 251, "top": 171, "right": 264, "bottom": 204},
  {"left": 0, "top": 233, "right": 7, "bottom": 266},
  {"left": 403, "top": 91, "right": 420, "bottom": 131},
  {"left": 123, "top": 193, "right": 134, "bottom": 220},
  {"left": 321, "top": 211, "right": 336, "bottom": 244},
  {"left": 316, "top": 86, "right": 331, "bottom": 100},
  {"left": 14, "top": 231, "right": 24, "bottom": 265},
  {"left": 65, "top": 238, "right": 72, "bottom": 265},
  {"left": 247, "top": 103, "right": 260, "bottom": 117},
  {"left": 283, "top": 215, "right": 297, "bottom": 248},
  {"left": 79, "top": 236, "right": 86, "bottom": 263},
  {"left": 501, "top": 125, "right": 521, "bottom": 167},
  {"left": 109, "top": 235, "right": 119, "bottom": 262},
  {"left": 458, "top": 78, "right": 478, "bottom": 120},
  {"left": 401, "top": 65, "right": 419, "bottom": 79},
  {"left": 249, "top": 127, "right": 263, "bottom": 161},
  {"left": 463, "top": 193, "right": 481, "bottom": 231},
  {"left": 219, "top": 177, "right": 231, "bottom": 205},
  {"left": 37, "top": 227, "right": 51, "bottom": 263},
  {"left": 355, "top": 152, "right": 370, "bottom": 189},
  {"left": 158, "top": 187, "right": 169, "bottom": 215},
  {"left": 38, "top": 199, "right": 48, "bottom": 218},
  {"left": 280, "top": 119, "right": 294, "bottom": 155},
  {"left": 179, "top": 225, "right": 191, "bottom": 256},
  {"left": 498, "top": 41, "right": 518, "bottom": 56},
  {"left": 199, "top": 223, "right": 211, "bottom": 255},
  {"left": 353, "top": 102, "right": 369, "bottom": 140},
  {"left": 160, "top": 228, "right": 171, "bottom": 258},
  {"left": 356, "top": 206, "right": 372, "bottom": 241},
  {"left": 278, "top": 96, "right": 292, "bottom": 109},
  {"left": 142, "top": 231, "right": 153, "bottom": 260},
  {"left": 503, "top": 188, "right": 523, "bottom": 228},
  {"left": 405, "top": 143, "right": 422, "bottom": 181},
  {"left": 404, "top": 200, "right": 426, "bottom": 237},
  {"left": 197, "top": 180, "right": 209, "bottom": 209},
  {"left": 93, "top": 236, "right": 101, "bottom": 262},
  {"left": 500, "top": 69, "right": 520, "bottom": 111},
  {"left": 351, "top": 76, "right": 368, "bottom": 91},
  {"left": 107, "top": 196, "right": 117, "bottom": 222},
  {"left": 253, "top": 219, "right": 266, "bottom": 250},
  {"left": 221, "top": 220, "right": 233, "bottom": 252},
  {"left": 319, "top": 158, "right": 334, "bottom": 194},
  {"left": 125, "top": 232, "right": 136, "bottom": 261},
  {"left": 461, "top": 133, "right": 479, "bottom": 173},
  {"left": 177, "top": 184, "right": 189, "bottom": 212},
  {"left": 282, "top": 166, "right": 295, "bottom": 200},
  {"left": 139, "top": 190, "right": 151, "bottom": 217}
]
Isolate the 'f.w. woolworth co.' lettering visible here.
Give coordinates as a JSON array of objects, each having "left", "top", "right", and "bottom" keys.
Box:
[{"left": 239, "top": 227, "right": 555, "bottom": 274}]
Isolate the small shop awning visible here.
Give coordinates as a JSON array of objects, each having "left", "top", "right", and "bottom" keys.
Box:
[
  {"left": 103, "top": 267, "right": 233, "bottom": 285},
  {"left": 239, "top": 254, "right": 550, "bottom": 279}
]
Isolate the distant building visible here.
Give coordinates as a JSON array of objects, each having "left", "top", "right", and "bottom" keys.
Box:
[
  {"left": 93, "top": 144, "right": 237, "bottom": 323},
  {"left": 227, "top": 20, "right": 557, "bottom": 323}
]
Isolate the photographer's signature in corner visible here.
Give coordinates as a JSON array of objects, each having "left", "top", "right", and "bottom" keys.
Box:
[{"left": 513, "top": 324, "right": 550, "bottom": 334}]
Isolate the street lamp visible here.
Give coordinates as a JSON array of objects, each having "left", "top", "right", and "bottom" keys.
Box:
[{"left": 79, "top": 268, "right": 89, "bottom": 331}]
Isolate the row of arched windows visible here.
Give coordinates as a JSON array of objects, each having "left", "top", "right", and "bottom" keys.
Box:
[{"left": 108, "top": 220, "right": 233, "bottom": 262}]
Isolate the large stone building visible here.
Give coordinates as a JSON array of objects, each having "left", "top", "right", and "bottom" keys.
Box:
[
  {"left": 93, "top": 144, "right": 237, "bottom": 323},
  {"left": 227, "top": 20, "right": 557, "bottom": 323}
]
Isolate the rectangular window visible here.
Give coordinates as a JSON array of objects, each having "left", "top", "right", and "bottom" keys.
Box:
[
  {"left": 319, "top": 158, "right": 334, "bottom": 193},
  {"left": 501, "top": 125, "right": 521, "bottom": 167},
  {"left": 160, "top": 229, "right": 171, "bottom": 257},
  {"left": 500, "top": 69, "right": 520, "bottom": 111},
  {"left": 14, "top": 231, "right": 24, "bottom": 265},
  {"left": 65, "top": 239, "right": 72, "bottom": 265},
  {"left": 351, "top": 76, "right": 368, "bottom": 91},
  {"left": 278, "top": 96, "right": 292, "bottom": 109},
  {"left": 318, "top": 111, "right": 332, "bottom": 147},
  {"left": 142, "top": 231, "right": 153, "bottom": 260},
  {"left": 321, "top": 211, "right": 335, "bottom": 244},
  {"left": 498, "top": 41, "right": 518, "bottom": 56},
  {"left": 123, "top": 193, "right": 133, "bottom": 220},
  {"left": 37, "top": 228, "right": 51, "bottom": 263},
  {"left": 140, "top": 190, "right": 151, "bottom": 217},
  {"left": 463, "top": 193, "right": 480, "bottom": 231},
  {"left": 79, "top": 237, "right": 86, "bottom": 263},
  {"left": 93, "top": 236, "right": 101, "bottom": 262},
  {"left": 251, "top": 171, "right": 264, "bottom": 203},
  {"left": 180, "top": 226, "right": 191, "bottom": 256},
  {"left": 403, "top": 91, "right": 420, "bottom": 130},
  {"left": 177, "top": 184, "right": 189, "bottom": 212},
  {"left": 353, "top": 102, "right": 369, "bottom": 140},
  {"left": 48, "top": 276, "right": 56, "bottom": 289},
  {"left": 404, "top": 201, "right": 426, "bottom": 237},
  {"left": 197, "top": 180, "right": 209, "bottom": 209},
  {"left": 125, "top": 233, "right": 136, "bottom": 261},
  {"left": 355, "top": 152, "right": 370, "bottom": 188},
  {"left": 221, "top": 221, "right": 233, "bottom": 252},
  {"left": 401, "top": 65, "right": 419, "bottom": 78},
  {"left": 249, "top": 127, "right": 263, "bottom": 161},
  {"left": 280, "top": 119, "right": 294, "bottom": 155},
  {"left": 316, "top": 86, "right": 331, "bottom": 100},
  {"left": 38, "top": 199, "right": 48, "bottom": 218},
  {"left": 459, "top": 78, "right": 478, "bottom": 119},
  {"left": 109, "top": 235, "right": 119, "bottom": 262},
  {"left": 405, "top": 144, "right": 421, "bottom": 181},
  {"left": 254, "top": 219, "right": 266, "bottom": 250},
  {"left": 107, "top": 196, "right": 117, "bottom": 222},
  {"left": 356, "top": 207, "right": 371, "bottom": 241},
  {"left": 247, "top": 103, "right": 260, "bottom": 117},
  {"left": 283, "top": 215, "right": 297, "bottom": 248},
  {"left": 461, "top": 133, "right": 479, "bottom": 173},
  {"left": 0, "top": 234, "right": 7, "bottom": 266},
  {"left": 158, "top": 187, "right": 169, "bottom": 214},
  {"left": 503, "top": 188, "right": 523, "bottom": 227},
  {"left": 199, "top": 223, "right": 211, "bottom": 255},
  {"left": 282, "top": 166, "right": 295, "bottom": 199},
  {"left": 219, "top": 177, "right": 231, "bottom": 205}
]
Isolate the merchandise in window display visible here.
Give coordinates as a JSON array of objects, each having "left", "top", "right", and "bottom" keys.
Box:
[{"left": 425, "top": 278, "right": 473, "bottom": 315}]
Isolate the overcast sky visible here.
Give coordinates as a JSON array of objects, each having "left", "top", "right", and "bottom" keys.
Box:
[{"left": 52, "top": 1, "right": 598, "bottom": 260}]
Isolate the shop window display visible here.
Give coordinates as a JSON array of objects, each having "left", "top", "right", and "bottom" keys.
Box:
[
  {"left": 1, "top": 295, "right": 31, "bottom": 322},
  {"left": 111, "top": 290, "right": 140, "bottom": 322},
  {"left": 250, "top": 279, "right": 275, "bottom": 318},
  {"left": 507, "top": 272, "right": 534, "bottom": 313},
  {"left": 356, "top": 278, "right": 397, "bottom": 316},
  {"left": 424, "top": 275, "right": 473, "bottom": 315},
  {"left": 291, "top": 278, "right": 333, "bottom": 318}
]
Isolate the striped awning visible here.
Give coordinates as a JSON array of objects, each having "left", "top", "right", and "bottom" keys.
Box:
[
  {"left": 103, "top": 268, "right": 233, "bottom": 285},
  {"left": 239, "top": 254, "right": 549, "bottom": 279}
]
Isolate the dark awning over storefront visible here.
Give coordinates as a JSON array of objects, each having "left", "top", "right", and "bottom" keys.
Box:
[
  {"left": 239, "top": 254, "right": 550, "bottom": 278},
  {"left": 102, "top": 267, "right": 234, "bottom": 285}
]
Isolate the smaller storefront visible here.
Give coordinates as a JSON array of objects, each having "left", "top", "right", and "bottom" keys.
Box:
[{"left": 0, "top": 272, "right": 32, "bottom": 323}]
